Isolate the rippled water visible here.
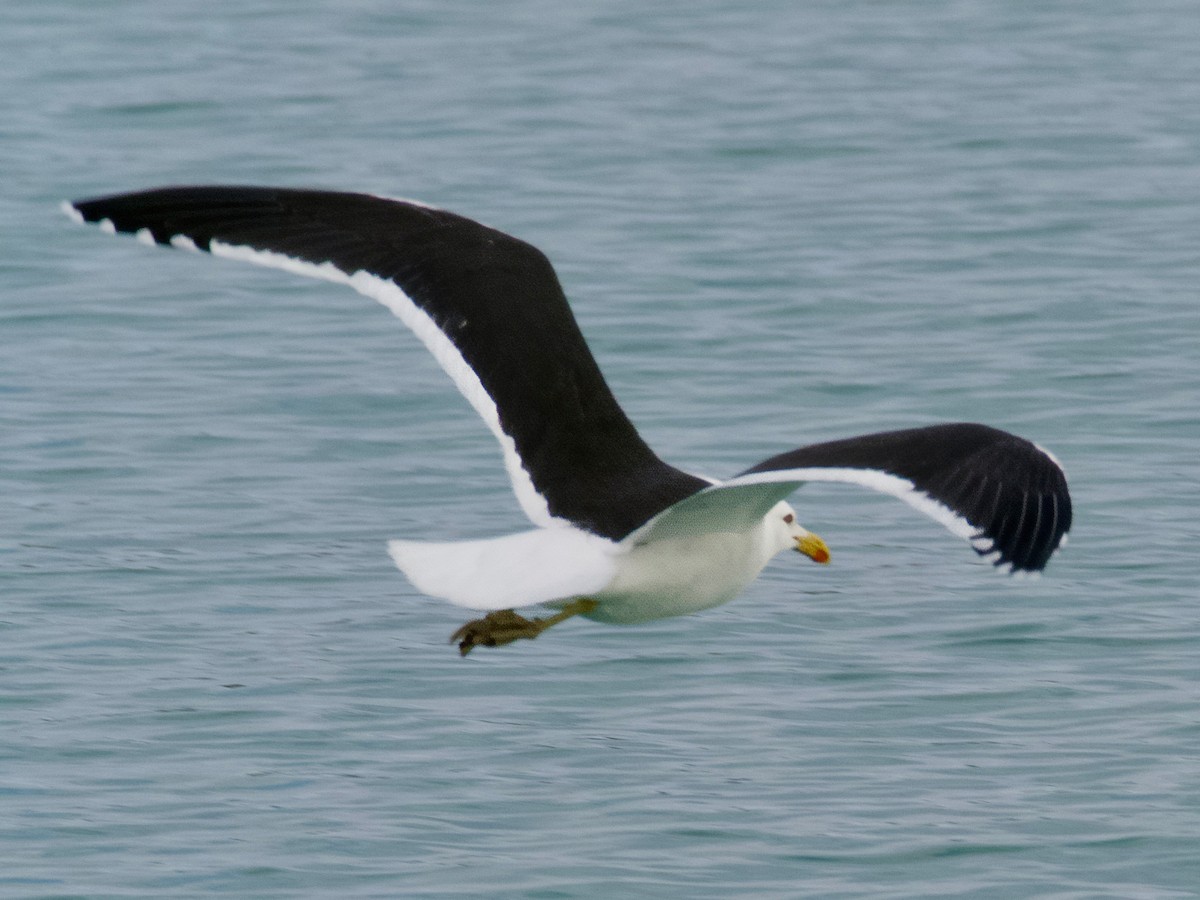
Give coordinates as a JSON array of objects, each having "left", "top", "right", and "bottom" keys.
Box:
[{"left": 4, "top": 1, "right": 1199, "bottom": 896}]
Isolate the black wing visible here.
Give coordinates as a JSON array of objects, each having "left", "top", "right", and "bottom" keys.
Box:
[
  {"left": 732, "top": 423, "right": 1071, "bottom": 572},
  {"left": 67, "top": 186, "right": 705, "bottom": 539}
]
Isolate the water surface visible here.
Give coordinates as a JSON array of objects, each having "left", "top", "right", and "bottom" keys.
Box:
[{"left": 3, "top": 1, "right": 1199, "bottom": 896}]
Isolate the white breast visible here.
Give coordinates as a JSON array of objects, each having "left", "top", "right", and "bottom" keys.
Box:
[{"left": 582, "top": 523, "right": 778, "bottom": 624}]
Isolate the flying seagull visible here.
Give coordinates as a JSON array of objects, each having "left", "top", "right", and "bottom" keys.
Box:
[{"left": 64, "top": 186, "right": 1071, "bottom": 655}]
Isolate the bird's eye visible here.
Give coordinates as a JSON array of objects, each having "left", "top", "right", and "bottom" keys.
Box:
[{"left": 783, "top": 513, "right": 794, "bottom": 524}]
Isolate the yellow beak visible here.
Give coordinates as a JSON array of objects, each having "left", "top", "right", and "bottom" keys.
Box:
[{"left": 794, "top": 531, "right": 831, "bottom": 564}]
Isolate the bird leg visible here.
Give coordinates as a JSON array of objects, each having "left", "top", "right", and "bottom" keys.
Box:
[{"left": 452, "top": 598, "right": 598, "bottom": 656}]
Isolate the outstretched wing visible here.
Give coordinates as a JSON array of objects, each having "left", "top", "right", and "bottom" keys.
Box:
[
  {"left": 736, "top": 423, "right": 1071, "bottom": 572},
  {"left": 65, "top": 186, "right": 705, "bottom": 539},
  {"left": 637, "top": 423, "right": 1071, "bottom": 573}
]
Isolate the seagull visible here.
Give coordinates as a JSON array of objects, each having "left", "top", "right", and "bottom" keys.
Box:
[{"left": 64, "top": 186, "right": 1072, "bottom": 655}]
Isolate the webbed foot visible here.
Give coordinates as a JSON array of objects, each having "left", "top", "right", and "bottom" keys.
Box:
[
  {"left": 451, "top": 599, "right": 598, "bottom": 656},
  {"left": 452, "top": 609, "right": 544, "bottom": 655}
]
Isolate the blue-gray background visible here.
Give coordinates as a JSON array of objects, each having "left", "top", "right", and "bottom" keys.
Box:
[{"left": 4, "top": 1, "right": 1198, "bottom": 897}]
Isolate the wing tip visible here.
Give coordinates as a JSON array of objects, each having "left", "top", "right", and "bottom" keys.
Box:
[
  {"left": 64, "top": 197, "right": 121, "bottom": 236},
  {"left": 60, "top": 200, "right": 85, "bottom": 224},
  {"left": 970, "top": 518, "right": 1069, "bottom": 576}
]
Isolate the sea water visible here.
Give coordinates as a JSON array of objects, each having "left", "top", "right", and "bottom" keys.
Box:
[{"left": 3, "top": 1, "right": 1199, "bottom": 896}]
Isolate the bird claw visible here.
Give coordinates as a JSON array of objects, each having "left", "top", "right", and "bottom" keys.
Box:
[
  {"left": 451, "top": 599, "right": 598, "bottom": 656},
  {"left": 451, "top": 609, "right": 544, "bottom": 656}
]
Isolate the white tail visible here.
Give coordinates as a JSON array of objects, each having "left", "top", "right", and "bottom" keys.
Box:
[{"left": 387, "top": 527, "right": 618, "bottom": 611}]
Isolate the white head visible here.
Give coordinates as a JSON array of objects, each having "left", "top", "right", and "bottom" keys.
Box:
[{"left": 764, "top": 500, "right": 830, "bottom": 564}]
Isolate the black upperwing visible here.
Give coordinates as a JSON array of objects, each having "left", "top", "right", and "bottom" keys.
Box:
[
  {"left": 733, "top": 423, "right": 1072, "bottom": 572},
  {"left": 68, "top": 186, "right": 705, "bottom": 539}
]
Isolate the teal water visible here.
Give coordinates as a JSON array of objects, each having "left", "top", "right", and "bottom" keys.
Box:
[{"left": 4, "top": 1, "right": 1199, "bottom": 896}]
